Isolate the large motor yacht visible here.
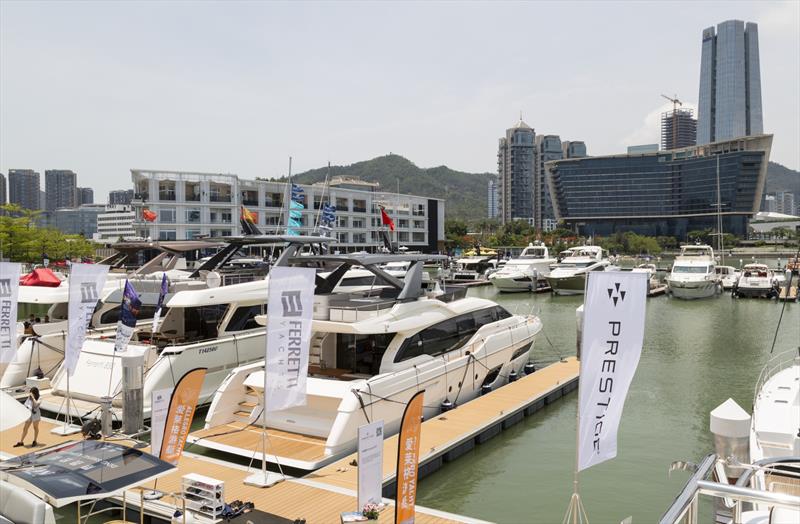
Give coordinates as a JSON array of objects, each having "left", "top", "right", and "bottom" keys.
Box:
[
  {"left": 189, "top": 254, "right": 542, "bottom": 470},
  {"left": 666, "top": 244, "right": 719, "bottom": 300},
  {"left": 733, "top": 263, "right": 778, "bottom": 299},
  {"left": 544, "top": 246, "right": 610, "bottom": 295},
  {"left": 488, "top": 242, "right": 556, "bottom": 293}
]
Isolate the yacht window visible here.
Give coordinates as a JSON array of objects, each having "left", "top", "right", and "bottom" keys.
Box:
[
  {"left": 48, "top": 302, "right": 69, "bottom": 320},
  {"left": 673, "top": 266, "right": 709, "bottom": 274},
  {"left": 335, "top": 333, "right": 396, "bottom": 375},
  {"left": 184, "top": 304, "right": 227, "bottom": 341},
  {"left": 227, "top": 304, "right": 264, "bottom": 331},
  {"left": 99, "top": 305, "right": 160, "bottom": 325}
]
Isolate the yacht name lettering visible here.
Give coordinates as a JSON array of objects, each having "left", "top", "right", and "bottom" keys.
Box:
[
  {"left": 0, "top": 298, "right": 11, "bottom": 353},
  {"left": 199, "top": 346, "right": 218, "bottom": 354},
  {"left": 286, "top": 320, "right": 303, "bottom": 386},
  {"left": 593, "top": 320, "right": 623, "bottom": 454}
]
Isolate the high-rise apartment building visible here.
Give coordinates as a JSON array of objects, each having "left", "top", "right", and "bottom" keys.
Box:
[
  {"left": 109, "top": 189, "right": 135, "bottom": 205},
  {"left": 77, "top": 187, "right": 94, "bottom": 205},
  {"left": 487, "top": 179, "right": 499, "bottom": 219},
  {"left": 775, "top": 191, "right": 797, "bottom": 217},
  {"left": 45, "top": 170, "right": 78, "bottom": 210},
  {"left": 0, "top": 173, "right": 6, "bottom": 206},
  {"left": 763, "top": 195, "right": 777, "bottom": 213},
  {"left": 497, "top": 120, "right": 536, "bottom": 224},
  {"left": 698, "top": 20, "right": 763, "bottom": 144},
  {"left": 535, "top": 135, "right": 564, "bottom": 231},
  {"left": 561, "top": 141, "right": 587, "bottom": 159},
  {"left": 661, "top": 108, "right": 697, "bottom": 150},
  {"left": 8, "top": 169, "right": 41, "bottom": 210}
]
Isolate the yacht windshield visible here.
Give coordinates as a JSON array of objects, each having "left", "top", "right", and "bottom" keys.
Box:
[
  {"left": 560, "top": 262, "right": 594, "bottom": 268},
  {"left": 673, "top": 266, "right": 710, "bottom": 274}
]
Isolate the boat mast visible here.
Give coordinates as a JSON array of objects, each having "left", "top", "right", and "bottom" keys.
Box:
[
  {"left": 716, "top": 155, "right": 725, "bottom": 265},
  {"left": 283, "top": 156, "right": 293, "bottom": 234}
]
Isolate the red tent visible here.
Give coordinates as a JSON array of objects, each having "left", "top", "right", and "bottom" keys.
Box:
[{"left": 20, "top": 268, "right": 62, "bottom": 287}]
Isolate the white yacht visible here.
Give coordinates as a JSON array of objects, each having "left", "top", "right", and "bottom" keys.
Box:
[
  {"left": 488, "top": 243, "right": 556, "bottom": 293},
  {"left": 190, "top": 254, "right": 542, "bottom": 470},
  {"left": 544, "top": 246, "right": 610, "bottom": 295},
  {"left": 715, "top": 265, "right": 740, "bottom": 290},
  {"left": 751, "top": 348, "right": 799, "bottom": 462},
  {"left": 666, "top": 245, "right": 719, "bottom": 300},
  {"left": 733, "top": 263, "right": 778, "bottom": 299},
  {"left": 447, "top": 255, "right": 498, "bottom": 282}
]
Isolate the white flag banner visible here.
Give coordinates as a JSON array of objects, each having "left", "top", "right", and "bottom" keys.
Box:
[
  {"left": 150, "top": 387, "right": 173, "bottom": 459},
  {"left": 0, "top": 262, "right": 22, "bottom": 364},
  {"left": 265, "top": 266, "right": 316, "bottom": 412},
  {"left": 578, "top": 271, "right": 647, "bottom": 471},
  {"left": 66, "top": 263, "right": 109, "bottom": 376},
  {"left": 358, "top": 420, "right": 385, "bottom": 510}
]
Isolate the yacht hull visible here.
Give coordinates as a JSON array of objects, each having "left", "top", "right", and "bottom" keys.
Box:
[
  {"left": 489, "top": 274, "right": 537, "bottom": 292},
  {"left": 545, "top": 274, "right": 586, "bottom": 295},
  {"left": 667, "top": 279, "right": 718, "bottom": 300}
]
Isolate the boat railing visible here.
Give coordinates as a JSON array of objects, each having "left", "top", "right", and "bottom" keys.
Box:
[
  {"left": 753, "top": 347, "right": 800, "bottom": 426},
  {"left": 659, "top": 454, "right": 800, "bottom": 524}
]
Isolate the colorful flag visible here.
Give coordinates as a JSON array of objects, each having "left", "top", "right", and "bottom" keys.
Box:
[
  {"left": 578, "top": 271, "right": 647, "bottom": 471},
  {"left": 241, "top": 206, "right": 257, "bottom": 223},
  {"left": 395, "top": 391, "right": 424, "bottom": 524},
  {"left": 114, "top": 280, "right": 142, "bottom": 352},
  {"left": 289, "top": 209, "right": 302, "bottom": 219},
  {"left": 290, "top": 183, "right": 305, "bottom": 203},
  {"left": 380, "top": 206, "right": 395, "bottom": 231},
  {"left": 290, "top": 199, "right": 304, "bottom": 210},
  {"left": 142, "top": 209, "right": 157, "bottom": 222},
  {"left": 151, "top": 273, "right": 168, "bottom": 334},
  {"left": 159, "top": 368, "right": 207, "bottom": 465},
  {"left": 322, "top": 204, "right": 337, "bottom": 226}
]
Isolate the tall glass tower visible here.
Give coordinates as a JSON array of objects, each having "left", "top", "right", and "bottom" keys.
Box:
[{"left": 697, "top": 20, "right": 763, "bottom": 144}]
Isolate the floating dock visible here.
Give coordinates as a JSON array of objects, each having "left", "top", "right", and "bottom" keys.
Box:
[
  {"left": 648, "top": 285, "right": 668, "bottom": 297},
  {"left": 778, "top": 285, "right": 798, "bottom": 302}
]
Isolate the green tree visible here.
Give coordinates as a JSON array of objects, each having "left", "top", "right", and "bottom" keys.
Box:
[{"left": 0, "top": 204, "right": 96, "bottom": 263}]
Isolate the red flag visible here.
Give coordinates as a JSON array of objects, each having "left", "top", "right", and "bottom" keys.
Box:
[
  {"left": 142, "top": 209, "right": 157, "bottom": 222},
  {"left": 241, "top": 206, "right": 257, "bottom": 223},
  {"left": 380, "top": 207, "right": 395, "bottom": 231}
]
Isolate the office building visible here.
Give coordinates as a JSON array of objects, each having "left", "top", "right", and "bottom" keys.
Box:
[
  {"left": 698, "top": 20, "right": 763, "bottom": 144},
  {"left": 774, "top": 191, "right": 797, "bottom": 217},
  {"left": 661, "top": 108, "right": 697, "bottom": 150},
  {"left": 41, "top": 204, "right": 105, "bottom": 236},
  {"left": 130, "top": 170, "right": 445, "bottom": 252},
  {"left": 0, "top": 173, "right": 6, "bottom": 206},
  {"left": 45, "top": 170, "right": 78, "bottom": 211},
  {"left": 627, "top": 144, "right": 660, "bottom": 155},
  {"left": 546, "top": 135, "right": 772, "bottom": 239},
  {"left": 561, "top": 141, "right": 587, "bottom": 159},
  {"left": 109, "top": 189, "right": 135, "bottom": 206},
  {"left": 95, "top": 205, "right": 136, "bottom": 242},
  {"left": 763, "top": 195, "right": 777, "bottom": 213},
  {"left": 487, "top": 179, "right": 499, "bottom": 219},
  {"left": 77, "top": 187, "right": 94, "bottom": 205},
  {"left": 497, "top": 119, "right": 536, "bottom": 224},
  {"left": 8, "top": 169, "right": 41, "bottom": 210}
]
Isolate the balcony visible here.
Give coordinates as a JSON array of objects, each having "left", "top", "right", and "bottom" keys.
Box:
[
  {"left": 210, "top": 194, "right": 232, "bottom": 203},
  {"left": 158, "top": 191, "right": 176, "bottom": 201}
]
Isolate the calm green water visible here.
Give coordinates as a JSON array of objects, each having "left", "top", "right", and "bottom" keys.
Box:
[{"left": 416, "top": 280, "right": 800, "bottom": 524}]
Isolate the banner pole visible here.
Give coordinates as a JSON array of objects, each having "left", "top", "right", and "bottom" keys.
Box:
[{"left": 563, "top": 291, "right": 588, "bottom": 524}]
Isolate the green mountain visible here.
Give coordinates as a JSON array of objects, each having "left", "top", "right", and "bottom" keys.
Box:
[
  {"left": 766, "top": 161, "right": 800, "bottom": 195},
  {"left": 286, "top": 154, "right": 494, "bottom": 222}
]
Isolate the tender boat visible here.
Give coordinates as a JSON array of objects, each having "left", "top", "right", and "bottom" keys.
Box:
[
  {"left": 714, "top": 265, "right": 740, "bottom": 290},
  {"left": 544, "top": 246, "right": 610, "bottom": 295},
  {"left": 632, "top": 263, "right": 662, "bottom": 292},
  {"left": 448, "top": 255, "right": 498, "bottom": 282},
  {"left": 733, "top": 263, "right": 778, "bottom": 298},
  {"left": 190, "top": 254, "right": 542, "bottom": 470},
  {"left": 488, "top": 242, "right": 556, "bottom": 293},
  {"left": 666, "top": 244, "right": 719, "bottom": 300}
]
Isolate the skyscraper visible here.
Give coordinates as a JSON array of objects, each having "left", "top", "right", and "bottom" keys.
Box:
[
  {"left": 660, "top": 108, "right": 697, "bottom": 150},
  {"left": 561, "top": 141, "right": 587, "bottom": 159},
  {"left": 487, "top": 178, "right": 499, "bottom": 219},
  {"left": 77, "top": 187, "right": 94, "bottom": 205},
  {"left": 109, "top": 189, "right": 135, "bottom": 205},
  {"left": 698, "top": 20, "right": 763, "bottom": 144},
  {"left": 8, "top": 169, "right": 41, "bottom": 210},
  {"left": 45, "top": 169, "right": 78, "bottom": 210},
  {"left": 535, "top": 135, "right": 563, "bottom": 231},
  {"left": 0, "top": 173, "right": 6, "bottom": 206},
  {"left": 497, "top": 119, "right": 536, "bottom": 224}
]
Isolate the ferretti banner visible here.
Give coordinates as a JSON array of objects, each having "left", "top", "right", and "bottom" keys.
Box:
[
  {"left": 395, "top": 390, "right": 424, "bottom": 524},
  {"left": 151, "top": 273, "right": 168, "bottom": 334},
  {"left": 159, "top": 368, "right": 206, "bottom": 465},
  {"left": 66, "top": 263, "right": 109, "bottom": 376},
  {"left": 114, "top": 280, "right": 141, "bottom": 352},
  {"left": 150, "top": 387, "right": 173, "bottom": 460},
  {"left": 578, "top": 271, "right": 647, "bottom": 471},
  {"left": 264, "top": 266, "right": 316, "bottom": 412},
  {"left": 0, "top": 262, "right": 22, "bottom": 363},
  {"left": 357, "top": 420, "right": 384, "bottom": 510}
]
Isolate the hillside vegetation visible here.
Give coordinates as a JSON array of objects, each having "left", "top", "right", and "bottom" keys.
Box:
[{"left": 766, "top": 161, "right": 800, "bottom": 195}]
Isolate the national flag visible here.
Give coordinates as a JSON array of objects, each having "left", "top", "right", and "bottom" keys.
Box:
[
  {"left": 241, "top": 206, "right": 257, "bottom": 223},
  {"left": 380, "top": 206, "right": 395, "bottom": 231},
  {"left": 142, "top": 209, "right": 157, "bottom": 222},
  {"left": 151, "top": 273, "right": 168, "bottom": 334},
  {"left": 115, "top": 280, "right": 142, "bottom": 352}
]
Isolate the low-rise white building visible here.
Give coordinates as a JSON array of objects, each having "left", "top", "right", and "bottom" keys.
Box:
[
  {"left": 130, "top": 170, "right": 445, "bottom": 252},
  {"left": 94, "top": 205, "right": 137, "bottom": 242}
]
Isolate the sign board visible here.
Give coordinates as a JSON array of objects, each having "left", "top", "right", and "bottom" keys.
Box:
[{"left": 357, "top": 420, "right": 385, "bottom": 510}]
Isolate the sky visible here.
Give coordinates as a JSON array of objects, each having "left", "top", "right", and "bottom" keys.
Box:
[{"left": 1, "top": 1, "right": 798, "bottom": 201}]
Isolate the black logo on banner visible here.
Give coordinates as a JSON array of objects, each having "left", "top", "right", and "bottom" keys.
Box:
[
  {"left": 607, "top": 282, "right": 626, "bottom": 306},
  {"left": 281, "top": 290, "right": 303, "bottom": 317},
  {"left": 0, "top": 279, "right": 11, "bottom": 297},
  {"left": 80, "top": 282, "right": 99, "bottom": 303}
]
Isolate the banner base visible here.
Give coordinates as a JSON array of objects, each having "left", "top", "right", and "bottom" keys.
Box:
[
  {"left": 51, "top": 424, "right": 82, "bottom": 436},
  {"left": 244, "top": 472, "right": 283, "bottom": 488}
]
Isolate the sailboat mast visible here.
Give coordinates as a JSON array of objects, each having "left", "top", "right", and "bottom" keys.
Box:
[
  {"left": 716, "top": 155, "right": 725, "bottom": 265},
  {"left": 284, "top": 156, "right": 293, "bottom": 234}
]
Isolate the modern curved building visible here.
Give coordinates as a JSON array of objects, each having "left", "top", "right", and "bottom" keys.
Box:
[{"left": 545, "top": 134, "right": 772, "bottom": 239}]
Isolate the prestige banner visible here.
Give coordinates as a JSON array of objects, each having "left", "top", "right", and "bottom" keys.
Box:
[
  {"left": 264, "top": 266, "right": 316, "bottom": 412},
  {"left": 66, "top": 264, "right": 109, "bottom": 376},
  {"left": 0, "top": 262, "right": 22, "bottom": 364},
  {"left": 578, "top": 271, "right": 647, "bottom": 472}
]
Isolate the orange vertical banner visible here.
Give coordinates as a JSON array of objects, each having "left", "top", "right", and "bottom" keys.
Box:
[
  {"left": 395, "top": 390, "right": 424, "bottom": 524},
  {"left": 159, "top": 368, "right": 207, "bottom": 465}
]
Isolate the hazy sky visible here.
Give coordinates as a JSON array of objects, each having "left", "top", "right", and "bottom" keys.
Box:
[{"left": 2, "top": 1, "right": 798, "bottom": 200}]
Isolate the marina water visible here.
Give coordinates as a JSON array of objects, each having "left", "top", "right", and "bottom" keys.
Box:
[{"left": 416, "top": 276, "right": 800, "bottom": 523}]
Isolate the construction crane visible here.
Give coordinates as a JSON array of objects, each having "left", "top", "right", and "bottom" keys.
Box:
[{"left": 661, "top": 94, "right": 683, "bottom": 150}]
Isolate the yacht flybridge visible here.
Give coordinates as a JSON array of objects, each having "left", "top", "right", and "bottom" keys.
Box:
[
  {"left": 488, "top": 242, "right": 556, "bottom": 292},
  {"left": 544, "top": 246, "right": 610, "bottom": 295},
  {"left": 666, "top": 244, "right": 719, "bottom": 300},
  {"left": 189, "top": 253, "right": 542, "bottom": 470}
]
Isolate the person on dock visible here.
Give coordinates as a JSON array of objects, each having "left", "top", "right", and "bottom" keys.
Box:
[{"left": 13, "top": 387, "right": 42, "bottom": 448}]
